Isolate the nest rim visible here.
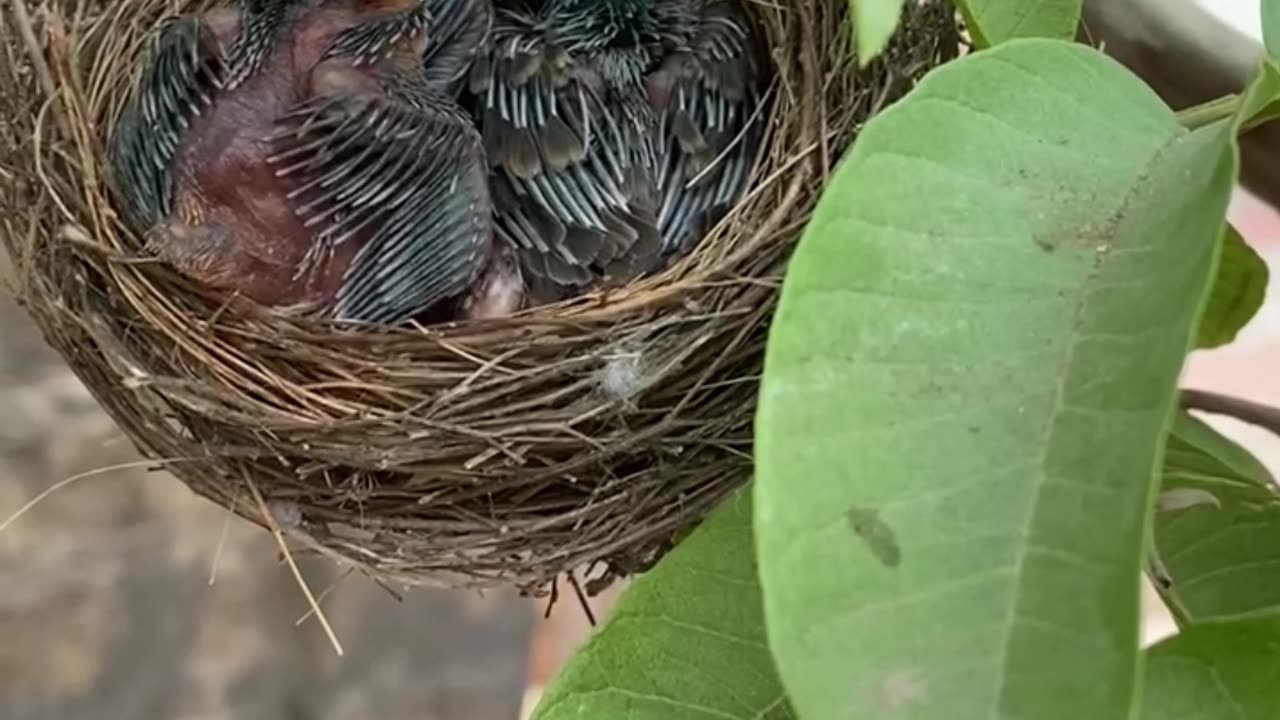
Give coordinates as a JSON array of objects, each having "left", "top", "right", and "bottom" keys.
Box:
[{"left": 0, "top": 0, "right": 960, "bottom": 593}]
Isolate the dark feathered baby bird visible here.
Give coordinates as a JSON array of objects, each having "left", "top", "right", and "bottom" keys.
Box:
[
  {"left": 110, "top": 0, "right": 521, "bottom": 325},
  {"left": 469, "top": 0, "right": 765, "bottom": 303}
]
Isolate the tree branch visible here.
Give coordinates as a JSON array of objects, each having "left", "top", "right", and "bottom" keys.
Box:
[
  {"left": 1180, "top": 388, "right": 1280, "bottom": 438},
  {"left": 1081, "top": 0, "right": 1280, "bottom": 209}
]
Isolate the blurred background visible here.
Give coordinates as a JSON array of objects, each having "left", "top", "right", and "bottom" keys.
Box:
[{"left": 1, "top": 0, "right": 1279, "bottom": 717}]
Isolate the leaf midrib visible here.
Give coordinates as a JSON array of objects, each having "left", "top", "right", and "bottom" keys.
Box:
[{"left": 987, "top": 129, "right": 1185, "bottom": 719}]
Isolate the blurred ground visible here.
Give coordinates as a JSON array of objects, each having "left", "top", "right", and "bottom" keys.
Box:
[{"left": 0, "top": 250, "right": 539, "bottom": 719}]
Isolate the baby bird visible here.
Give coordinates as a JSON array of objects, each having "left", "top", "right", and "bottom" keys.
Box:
[
  {"left": 109, "top": 0, "right": 520, "bottom": 325},
  {"left": 469, "top": 0, "right": 765, "bottom": 303}
]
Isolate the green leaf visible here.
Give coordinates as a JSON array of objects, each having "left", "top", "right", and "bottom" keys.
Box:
[
  {"left": 1265, "top": 0, "right": 1280, "bottom": 61},
  {"left": 755, "top": 39, "right": 1233, "bottom": 720},
  {"left": 1139, "top": 617, "right": 1280, "bottom": 719},
  {"left": 850, "top": 0, "right": 906, "bottom": 66},
  {"left": 1163, "top": 412, "right": 1274, "bottom": 492},
  {"left": 1196, "top": 224, "right": 1269, "bottom": 348},
  {"left": 1155, "top": 411, "right": 1280, "bottom": 622},
  {"left": 1244, "top": 98, "right": 1280, "bottom": 131},
  {"left": 1240, "top": 59, "right": 1280, "bottom": 131},
  {"left": 532, "top": 489, "right": 793, "bottom": 720},
  {"left": 953, "top": 0, "right": 1082, "bottom": 48},
  {"left": 1166, "top": 66, "right": 1279, "bottom": 350}
]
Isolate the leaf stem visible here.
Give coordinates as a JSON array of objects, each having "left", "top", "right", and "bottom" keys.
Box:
[
  {"left": 1180, "top": 388, "right": 1280, "bottom": 437},
  {"left": 1147, "top": 549, "right": 1194, "bottom": 631},
  {"left": 1175, "top": 95, "right": 1240, "bottom": 130}
]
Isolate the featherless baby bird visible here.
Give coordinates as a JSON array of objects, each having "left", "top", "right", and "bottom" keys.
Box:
[
  {"left": 469, "top": 0, "right": 766, "bottom": 303},
  {"left": 109, "top": 0, "right": 523, "bottom": 325}
]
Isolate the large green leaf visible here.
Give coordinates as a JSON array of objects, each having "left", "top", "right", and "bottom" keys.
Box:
[
  {"left": 953, "top": 0, "right": 1081, "bottom": 48},
  {"left": 532, "top": 489, "right": 793, "bottom": 720},
  {"left": 1196, "top": 224, "right": 1269, "bottom": 349},
  {"left": 849, "top": 0, "right": 906, "bottom": 66},
  {"left": 1139, "top": 617, "right": 1280, "bottom": 719},
  {"left": 755, "top": 40, "right": 1233, "bottom": 720},
  {"left": 1265, "top": 0, "right": 1280, "bottom": 61},
  {"left": 1155, "top": 411, "right": 1280, "bottom": 621}
]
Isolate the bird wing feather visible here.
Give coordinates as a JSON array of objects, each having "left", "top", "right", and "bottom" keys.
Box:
[
  {"left": 267, "top": 83, "right": 491, "bottom": 326},
  {"left": 655, "top": 0, "right": 763, "bottom": 256},
  {"left": 471, "top": 10, "right": 661, "bottom": 295},
  {"left": 109, "top": 16, "right": 225, "bottom": 231},
  {"left": 224, "top": 0, "right": 288, "bottom": 88},
  {"left": 421, "top": 0, "right": 493, "bottom": 94},
  {"left": 322, "top": 1, "right": 433, "bottom": 67}
]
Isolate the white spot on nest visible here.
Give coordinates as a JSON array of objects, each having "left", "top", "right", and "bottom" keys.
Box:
[
  {"left": 267, "top": 499, "right": 303, "bottom": 528},
  {"left": 598, "top": 352, "right": 650, "bottom": 401}
]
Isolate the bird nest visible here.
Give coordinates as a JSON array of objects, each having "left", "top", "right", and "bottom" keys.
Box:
[{"left": 1, "top": 0, "right": 959, "bottom": 593}]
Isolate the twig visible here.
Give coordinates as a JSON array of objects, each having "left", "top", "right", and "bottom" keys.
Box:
[
  {"left": 542, "top": 576, "right": 559, "bottom": 619},
  {"left": 208, "top": 504, "right": 234, "bottom": 586},
  {"left": 295, "top": 566, "right": 355, "bottom": 626},
  {"left": 243, "top": 474, "right": 345, "bottom": 656},
  {"left": 567, "top": 570, "right": 597, "bottom": 627},
  {"left": 8, "top": 0, "right": 57, "bottom": 101},
  {"left": 1180, "top": 388, "right": 1280, "bottom": 438},
  {"left": 1, "top": 457, "right": 200, "bottom": 533},
  {"left": 9, "top": 0, "right": 72, "bottom": 140}
]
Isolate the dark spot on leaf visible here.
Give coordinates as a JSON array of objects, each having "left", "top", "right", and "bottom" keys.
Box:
[
  {"left": 846, "top": 505, "right": 901, "bottom": 568},
  {"left": 1033, "top": 235, "right": 1057, "bottom": 253}
]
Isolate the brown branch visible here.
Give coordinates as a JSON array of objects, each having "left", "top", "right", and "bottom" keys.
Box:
[
  {"left": 1180, "top": 388, "right": 1280, "bottom": 438},
  {"left": 1081, "top": 0, "right": 1280, "bottom": 210}
]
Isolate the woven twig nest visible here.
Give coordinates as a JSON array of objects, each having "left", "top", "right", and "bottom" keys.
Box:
[{"left": 1, "top": 0, "right": 958, "bottom": 593}]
